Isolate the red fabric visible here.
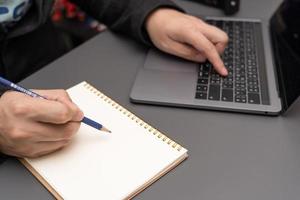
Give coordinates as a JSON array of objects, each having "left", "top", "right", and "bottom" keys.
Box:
[
  {"left": 51, "top": 0, "right": 106, "bottom": 32},
  {"left": 52, "top": 0, "right": 85, "bottom": 22}
]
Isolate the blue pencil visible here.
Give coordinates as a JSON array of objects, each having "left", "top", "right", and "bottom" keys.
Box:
[{"left": 0, "top": 76, "right": 111, "bottom": 133}]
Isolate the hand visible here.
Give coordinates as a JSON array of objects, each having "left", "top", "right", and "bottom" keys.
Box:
[
  {"left": 146, "top": 8, "right": 229, "bottom": 76},
  {"left": 0, "top": 90, "right": 83, "bottom": 158}
]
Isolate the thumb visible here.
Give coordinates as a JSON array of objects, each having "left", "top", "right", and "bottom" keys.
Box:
[
  {"left": 55, "top": 96, "right": 84, "bottom": 122},
  {"left": 33, "top": 90, "right": 84, "bottom": 122}
]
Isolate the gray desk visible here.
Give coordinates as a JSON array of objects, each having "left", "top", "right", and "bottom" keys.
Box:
[{"left": 1, "top": 0, "right": 300, "bottom": 199}]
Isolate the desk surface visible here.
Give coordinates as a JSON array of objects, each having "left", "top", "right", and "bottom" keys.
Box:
[{"left": 1, "top": 0, "right": 300, "bottom": 199}]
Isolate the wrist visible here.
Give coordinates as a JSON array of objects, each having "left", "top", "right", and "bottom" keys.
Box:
[
  {"left": 140, "top": 2, "right": 185, "bottom": 47},
  {"left": 145, "top": 8, "right": 182, "bottom": 34}
]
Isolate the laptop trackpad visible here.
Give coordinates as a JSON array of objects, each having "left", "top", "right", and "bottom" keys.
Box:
[
  {"left": 144, "top": 49, "right": 198, "bottom": 73},
  {"left": 130, "top": 48, "right": 198, "bottom": 103}
]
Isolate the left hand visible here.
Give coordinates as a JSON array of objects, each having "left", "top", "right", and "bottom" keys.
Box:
[{"left": 146, "top": 8, "right": 229, "bottom": 76}]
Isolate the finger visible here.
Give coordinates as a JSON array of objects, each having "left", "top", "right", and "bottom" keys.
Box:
[
  {"left": 199, "top": 37, "right": 228, "bottom": 76},
  {"left": 33, "top": 89, "right": 72, "bottom": 102},
  {"left": 24, "top": 97, "right": 81, "bottom": 124},
  {"left": 198, "top": 23, "right": 229, "bottom": 54},
  {"left": 55, "top": 96, "right": 84, "bottom": 122},
  {"left": 33, "top": 90, "right": 82, "bottom": 114},
  {"left": 2, "top": 92, "right": 74, "bottom": 124},
  {"left": 6, "top": 90, "right": 83, "bottom": 123},
  {"left": 162, "top": 40, "right": 207, "bottom": 62},
  {"left": 26, "top": 140, "right": 71, "bottom": 158},
  {"left": 31, "top": 121, "right": 81, "bottom": 142},
  {"left": 24, "top": 92, "right": 83, "bottom": 123},
  {"left": 33, "top": 146, "right": 65, "bottom": 157},
  {"left": 47, "top": 90, "right": 84, "bottom": 122},
  {"left": 172, "top": 30, "right": 227, "bottom": 76}
]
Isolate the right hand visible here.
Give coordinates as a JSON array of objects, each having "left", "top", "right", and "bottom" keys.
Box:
[
  {"left": 0, "top": 90, "right": 84, "bottom": 158},
  {"left": 146, "top": 9, "right": 229, "bottom": 76}
]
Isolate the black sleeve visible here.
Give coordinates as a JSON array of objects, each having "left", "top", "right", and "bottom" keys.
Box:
[
  {"left": 0, "top": 153, "right": 7, "bottom": 164},
  {"left": 0, "top": 87, "right": 8, "bottom": 164},
  {"left": 70, "top": 0, "right": 184, "bottom": 46},
  {"left": 0, "top": 86, "right": 9, "bottom": 96}
]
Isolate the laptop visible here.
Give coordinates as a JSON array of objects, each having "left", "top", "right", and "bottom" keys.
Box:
[{"left": 130, "top": 5, "right": 300, "bottom": 115}]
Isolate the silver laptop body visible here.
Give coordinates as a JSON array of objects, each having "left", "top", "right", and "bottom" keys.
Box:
[{"left": 130, "top": 17, "right": 282, "bottom": 115}]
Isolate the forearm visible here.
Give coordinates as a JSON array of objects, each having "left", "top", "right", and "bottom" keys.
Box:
[{"left": 70, "top": 0, "right": 184, "bottom": 46}]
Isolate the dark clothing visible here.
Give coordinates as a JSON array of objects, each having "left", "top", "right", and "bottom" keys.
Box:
[
  {"left": 0, "top": 154, "right": 6, "bottom": 164},
  {"left": 0, "top": 0, "right": 182, "bottom": 82}
]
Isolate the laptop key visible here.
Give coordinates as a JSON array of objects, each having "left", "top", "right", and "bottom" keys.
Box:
[
  {"left": 222, "top": 89, "right": 233, "bottom": 102},
  {"left": 198, "top": 78, "right": 208, "bottom": 85},
  {"left": 199, "top": 71, "right": 209, "bottom": 78},
  {"left": 248, "top": 93, "right": 261, "bottom": 104},
  {"left": 208, "top": 85, "right": 221, "bottom": 101},
  {"left": 203, "top": 63, "right": 211, "bottom": 71},
  {"left": 197, "top": 85, "right": 208, "bottom": 92},
  {"left": 235, "top": 90, "right": 246, "bottom": 95},
  {"left": 223, "top": 82, "right": 233, "bottom": 89},
  {"left": 235, "top": 95, "right": 247, "bottom": 103},
  {"left": 196, "top": 92, "right": 207, "bottom": 100}
]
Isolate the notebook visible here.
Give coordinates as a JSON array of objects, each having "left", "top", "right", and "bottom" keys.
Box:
[{"left": 20, "top": 81, "right": 188, "bottom": 200}]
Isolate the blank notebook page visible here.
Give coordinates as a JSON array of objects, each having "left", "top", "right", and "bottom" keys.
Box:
[{"left": 23, "top": 82, "right": 188, "bottom": 200}]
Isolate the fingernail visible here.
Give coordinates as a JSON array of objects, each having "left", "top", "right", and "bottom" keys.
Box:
[
  {"left": 222, "top": 68, "right": 228, "bottom": 76},
  {"left": 76, "top": 110, "right": 84, "bottom": 121}
]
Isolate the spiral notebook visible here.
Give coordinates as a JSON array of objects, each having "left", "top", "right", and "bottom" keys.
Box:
[{"left": 20, "top": 81, "right": 188, "bottom": 200}]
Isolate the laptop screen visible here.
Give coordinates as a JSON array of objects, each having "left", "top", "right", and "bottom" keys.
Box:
[{"left": 270, "top": 0, "right": 300, "bottom": 112}]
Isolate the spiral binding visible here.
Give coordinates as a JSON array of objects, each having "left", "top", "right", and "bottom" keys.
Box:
[{"left": 83, "top": 82, "right": 183, "bottom": 152}]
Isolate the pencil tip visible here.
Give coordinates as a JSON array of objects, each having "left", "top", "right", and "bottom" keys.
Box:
[{"left": 101, "top": 127, "right": 112, "bottom": 133}]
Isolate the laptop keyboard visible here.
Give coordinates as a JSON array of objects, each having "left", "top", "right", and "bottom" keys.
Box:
[{"left": 195, "top": 19, "right": 264, "bottom": 104}]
